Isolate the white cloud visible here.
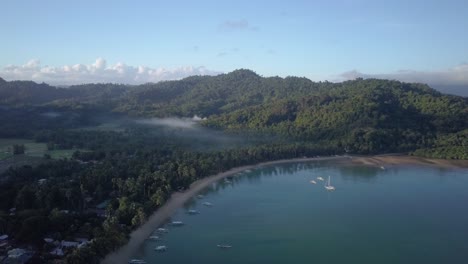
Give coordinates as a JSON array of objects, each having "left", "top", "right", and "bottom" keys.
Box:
[
  {"left": 0, "top": 58, "right": 222, "bottom": 85},
  {"left": 338, "top": 64, "right": 468, "bottom": 86},
  {"left": 92, "top": 57, "right": 106, "bottom": 70}
]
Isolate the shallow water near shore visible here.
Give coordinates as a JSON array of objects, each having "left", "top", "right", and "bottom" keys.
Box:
[{"left": 131, "top": 161, "right": 468, "bottom": 264}]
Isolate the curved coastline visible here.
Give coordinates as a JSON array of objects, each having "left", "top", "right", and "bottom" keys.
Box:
[{"left": 101, "top": 155, "right": 467, "bottom": 264}]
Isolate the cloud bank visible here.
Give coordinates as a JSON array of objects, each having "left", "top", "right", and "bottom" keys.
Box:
[
  {"left": 338, "top": 64, "right": 468, "bottom": 96},
  {"left": 0, "top": 58, "right": 222, "bottom": 85},
  {"left": 339, "top": 64, "right": 468, "bottom": 86}
]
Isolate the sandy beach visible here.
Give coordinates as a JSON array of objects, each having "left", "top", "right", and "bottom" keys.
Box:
[
  {"left": 101, "top": 155, "right": 467, "bottom": 264},
  {"left": 349, "top": 154, "right": 468, "bottom": 169}
]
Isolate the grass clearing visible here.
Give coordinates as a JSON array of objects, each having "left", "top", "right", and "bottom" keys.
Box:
[
  {"left": 46, "top": 149, "right": 78, "bottom": 159},
  {"left": 0, "top": 138, "right": 84, "bottom": 161}
]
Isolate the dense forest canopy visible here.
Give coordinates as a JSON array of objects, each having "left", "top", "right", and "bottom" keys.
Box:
[{"left": 1, "top": 70, "right": 466, "bottom": 156}]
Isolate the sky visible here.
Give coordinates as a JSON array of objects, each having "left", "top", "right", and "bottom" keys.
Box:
[{"left": 1, "top": 0, "right": 468, "bottom": 93}]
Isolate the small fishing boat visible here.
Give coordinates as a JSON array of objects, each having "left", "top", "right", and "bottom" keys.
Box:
[
  {"left": 171, "top": 221, "right": 184, "bottom": 226},
  {"left": 196, "top": 194, "right": 204, "bottom": 199},
  {"left": 317, "top": 176, "right": 324, "bottom": 181},
  {"left": 156, "top": 228, "right": 169, "bottom": 233},
  {"left": 310, "top": 180, "right": 317, "bottom": 184},
  {"left": 147, "top": 235, "right": 159, "bottom": 240},
  {"left": 380, "top": 166, "right": 386, "bottom": 170},
  {"left": 217, "top": 244, "right": 232, "bottom": 249},
  {"left": 129, "top": 259, "right": 146, "bottom": 264},
  {"left": 155, "top": 245, "right": 167, "bottom": 252},
  {"left": 187, "top": 209, "right": 199, "bottom": 215},
  {"left": 203, "top": 202, "right": 213, "bottom": 207}
]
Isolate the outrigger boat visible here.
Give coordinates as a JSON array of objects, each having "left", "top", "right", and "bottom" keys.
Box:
[
  {"left": 155, "top": 245, "right": 167, "bottom": 252},
  {"left": 129, "top": 259, "right": 146, "bottom": 264},
  {"left": 217, "top": 244, "right": 232, "bottom": 249},
  {"left": 156, "top": 228, "right": 168, "bottom": 233}
]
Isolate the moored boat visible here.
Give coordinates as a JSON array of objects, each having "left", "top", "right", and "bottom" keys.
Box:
[
  {"left": 217, "top": 244, "right": 232, "bottom": 249},
  {"left": 129, "top": 259, "right": 146, "bottom": 264},
  {"left": 156, "top": 228, "right": 169, "bottom": 233},
  {"left": 155, "top": 245, "right": 167, "bottom": 252},
  {"left": 324, "top": 176, "right": 335, "bottom": 191}
]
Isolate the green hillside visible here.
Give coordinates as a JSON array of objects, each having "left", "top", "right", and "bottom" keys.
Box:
[{"left": 1, "top": 70, "right": 467, "bottom": 157}]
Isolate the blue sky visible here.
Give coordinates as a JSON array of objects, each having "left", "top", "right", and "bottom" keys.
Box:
[{"left": 2, "top": 0, "right": 468, "bottom": 88}]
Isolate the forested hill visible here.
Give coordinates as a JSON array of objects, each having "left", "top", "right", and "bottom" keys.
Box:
[
  {"left": 114, "top": 69, "right": 323, "bottom": 116},
  {"left": 0, "top": 79, "right": 131, "bottom": 107},
  {"left": 1, "top": 70, "right": 467, "bottom": 156},
  {"left": 115, "top": 69, "right": 467, "bottom": 155}
]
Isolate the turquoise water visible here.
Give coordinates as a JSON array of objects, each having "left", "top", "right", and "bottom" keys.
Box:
[{"left": 133, "top": 162, "right": 468, "bottom": 264}]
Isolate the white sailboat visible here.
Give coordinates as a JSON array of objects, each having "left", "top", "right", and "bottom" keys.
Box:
[{"left": 324, "top": 176, "right": 335, "bottom": 191}]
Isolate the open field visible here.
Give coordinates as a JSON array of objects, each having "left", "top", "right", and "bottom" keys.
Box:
[
  {"left": 0, "top": 138, "right": 81, "bottom": 160},
  {"left": 0, "top": 138, "right": 87, "bottom": 173}
]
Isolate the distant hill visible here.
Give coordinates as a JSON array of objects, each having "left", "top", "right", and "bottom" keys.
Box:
[
  {"left": 432, "top": 84, "right": 468, "bottom": 97},
  {"left": 1, "top": 70, "right": 467, "bottom": 156},
  {"left": 0, "top": 80, "right": 131, "bottom": 107}
]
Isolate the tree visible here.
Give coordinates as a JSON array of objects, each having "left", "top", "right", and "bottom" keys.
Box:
[
  {"left": 12, "top": 144, "right": 25, "bottom": 155},
  {"left": 16, "top": 216, "right": 50, "bottom": 243},
  {"left": 131, "top": 207, "right": 146, "bottom": 227},
  {"left": 15, "top": 185, "right": 36, "bottom": 209}
]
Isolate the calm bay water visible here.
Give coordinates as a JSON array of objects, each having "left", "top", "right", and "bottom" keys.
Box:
[{"left": 132, "top": 162, "right": 468, "bottom": 264}]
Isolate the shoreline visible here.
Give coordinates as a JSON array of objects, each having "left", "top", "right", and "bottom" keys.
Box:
[
  {"left": 349, "top": 154, "right": 468, "bottom": 169},
  {"left": 101, "top": 155, "right": 467, "bottom": 264}
]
